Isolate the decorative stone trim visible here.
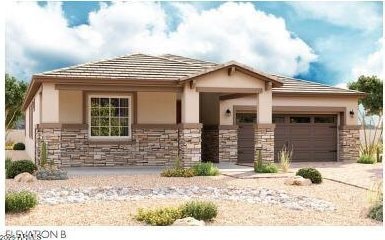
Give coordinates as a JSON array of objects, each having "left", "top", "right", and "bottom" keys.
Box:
[
  {"left": 36, "top": 127, "right": 179, "bottom": 167},
  {"left": 178, "top": 127, "right": 201, "bottom": 167},
  {"left": 218, "top": 128, "right": 237, "bottom": 163},
  {"left": 254, "top": 126, "right": 274, "bottom": 163},
  {"left": 339, "top": 128, "right": 360, "bottom": 162}
]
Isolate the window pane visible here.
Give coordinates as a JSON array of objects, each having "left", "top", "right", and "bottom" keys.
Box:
[
  {"left": 120, "top": 127, "right": 129, "bottom": 136},
  {"left": 100, "top": 98, "right": 109, "bottom": 107},
  {"left": 111, "top": 127, "right": 120, "bottom": 136},
  {"left": 91, "top": 108, "right": 99, "bottom": 116},
  {"left": 91, "top": 127, "right": 99, "bottom": 136},
  {"left": 91, "top": 117, "right": 99, "bottom": 126},
  {"left": 273, "top": 116, "right": 285, "bottom": 123},
  {"left": 120, "top": 98, "right": 128, "bottom": 107},
  {"left": 100, "top": 127, "right": 109, "bottom": 136},
  {"left": 111, "top": 118, "right": 119, "bottom": 127},
  {"left": 290, "top": 117, "right": 310, "bottom": 123},
  {"left": 119, "top": 108, "right": 128, "bottom": 117},
  {"left": 120, "top": 118, "right": 129, "bottom": 126},
  {"left": 91, "top": 98, "right": 99, "bottom": 106},
  {"left": 111, "top": 98, "right": 119, "bottom": 108},
  {"left": 99, "top": 107, "right": 110, "bottom": 117},
  {"left": 100, "top": 117, "right": 109, "bottom": 126},
  {"left": 314, "top": 116, "right": 336, "bottom": 123},
  {"left": 112, "top": 107, "right": 119, "bottom": 117}
]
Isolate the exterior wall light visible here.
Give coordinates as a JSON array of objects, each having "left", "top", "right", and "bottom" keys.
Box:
[
  {"left": 349, "top": 109, "right": 355, "bottom": 117},
  {"left": 225, "top": 109, "right": 231, "bottom": 117}
]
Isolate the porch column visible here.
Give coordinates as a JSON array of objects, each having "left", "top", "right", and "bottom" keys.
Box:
[
  {"left": 41, "top": 83, "right": 59, "bottom": 123},
  {"left": 179, "top": 83, "right": 202, "bottom": 166},
  {"left": 255, "top": 83, "right": 275, "bottom": 163}
]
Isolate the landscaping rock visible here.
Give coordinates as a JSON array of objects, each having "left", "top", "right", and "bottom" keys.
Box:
[
  {"left": 36, "top": 168, "right": 68, "bottom": 180},
  {"left": 14, "top": 172, "right": 37, "bottom": 183},
  {"left": 172, "top": 217, "right": 205, "bottom": 226},
  {"left": 284, "top": 176, "right": 312, "bottom": 186}
]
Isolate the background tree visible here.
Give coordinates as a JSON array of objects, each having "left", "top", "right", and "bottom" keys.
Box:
[
  {"left": 348, "top": 75, "right": 383, "bottom": 115},
  {"left": 5, "top": 73, "right": 28, "bottom": 131}
]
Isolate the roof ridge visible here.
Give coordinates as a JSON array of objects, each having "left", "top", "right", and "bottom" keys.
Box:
[
  {"left": 272, "top": 74, "right": 363, "bottom": 93},
  {"left": 35, "top": 52, "right": 144, "bottom": 76},
  {"left": 161, "top": 54, "right": 218, "bottom": 65}
]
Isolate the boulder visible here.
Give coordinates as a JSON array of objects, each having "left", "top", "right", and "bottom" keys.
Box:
[
  {"left": 284, "top": 176, "right": 312, "bottom": 186},
  {"left": 14, "top": 172, "right": 37, "bottom": 183},
  {"left": 172, "top": 217, "right": 205, "bottom": 226}
]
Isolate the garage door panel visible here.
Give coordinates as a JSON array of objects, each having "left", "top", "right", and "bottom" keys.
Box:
[{"left": 274, "top": 114, "right": 337, "bottom": 162}]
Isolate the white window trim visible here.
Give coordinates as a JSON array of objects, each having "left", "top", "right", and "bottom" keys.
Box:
[{"left": 88, "top": 94, "right": 132, "bottom": 139}]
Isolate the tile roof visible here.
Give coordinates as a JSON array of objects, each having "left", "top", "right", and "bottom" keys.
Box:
[{"left": 34, "top": 53, "right": 363, "bottom": 95}]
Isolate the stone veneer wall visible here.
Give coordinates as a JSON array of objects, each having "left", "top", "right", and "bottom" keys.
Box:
[
  {"left": 35, "top": 126, "right": 179, "bottom": 167},
  {"left": 178, "top": 125, "right": 202, "bottom": 167},
  {"left": 339, "top": 127, "right": 360, "bottom": 162},
  {"left": 218, "top": 127, "right": 238, "bottom": 163},
  {"left": 254, "top": 125, "right": 275, "bottom": 163},
  {"left": 201, "top": 125, "right": 219, "bottom": 163}
]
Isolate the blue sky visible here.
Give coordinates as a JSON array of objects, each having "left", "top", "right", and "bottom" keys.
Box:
[{"left": 6, "top": 1, "right": 384, "bottom": 87}]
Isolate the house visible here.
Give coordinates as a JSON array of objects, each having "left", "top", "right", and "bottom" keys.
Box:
[{"left": 22, "top": 53, "right": 364, "bottom": 167}]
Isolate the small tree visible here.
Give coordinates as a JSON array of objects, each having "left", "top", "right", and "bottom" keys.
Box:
[
  {"left": 5, "top": 74, "right": 28, "bottom": 131},
  {"left": 40, "top": 141, "right": 48, "bottom": 167}
]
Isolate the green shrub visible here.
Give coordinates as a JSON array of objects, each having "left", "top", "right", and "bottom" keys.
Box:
[
  {"left": 136, "top": 207, "right": 182, "bottom": 226},
  {"left": 13, "top": 142, "right": 25, "bottom": 150},
  {"left": 296, "top": 168, "right": 322, "bottom": 184},
  {"left": 180, "top": 201, "right": 218, "bottom": 221},
  {"left": 254, "top": 163, "right": 278, "bottom": 173},
  {"left": 192, "top": 162, "right": 219, "bottom": 176},
  {"left": 368, "top": 203, "right": 383, "bottom": 222},
  {"left": 160, "top": 167, "right": 195, "bottom": 177},
  {"left": 5, "top": 157, "right": 12, "bottom": 170},
  {"left": 357, "top": 154, "right": 377, "bottom": 164},
  {"left": 5, "top": 191, "right": 38, "bottom": 213},
  {"left": 6, "top": 160, "right": 37, "bottom": 179}
]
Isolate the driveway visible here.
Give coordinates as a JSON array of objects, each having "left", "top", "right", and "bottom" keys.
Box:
[{"left": 221, "top": 161, "right": 383, "bottom": 190}]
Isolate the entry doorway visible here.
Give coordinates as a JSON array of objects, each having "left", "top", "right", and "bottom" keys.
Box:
[{"left": 236, "top": 112, "right": 256, "bottom": 164}]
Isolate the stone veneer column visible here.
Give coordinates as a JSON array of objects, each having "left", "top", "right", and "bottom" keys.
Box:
[
  {"left": 218, "top": 126, "right": 238, "bottom": 163},
  {"left": 35, "top": 126, "right": 62, "bottom": 166},
  {"left": 254, "top": 124, "right": 275, "bottom": 163},
  {"left": 178, "top": 124, "right": 202, "bottom": 167},
  {"left": 339, "top": 125, "right": 360, "bottom": 161}
]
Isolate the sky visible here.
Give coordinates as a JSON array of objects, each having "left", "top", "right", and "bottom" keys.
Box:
[{"left": 5, "top": 1, "right": 384, "bottom": 87}]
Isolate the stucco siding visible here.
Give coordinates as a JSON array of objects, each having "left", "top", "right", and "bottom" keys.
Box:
[
  {"left": 137, "top": 92, "right": 176, "bottom": 124},
  {"left": 220, "top": 96, "right": 258, "bottom": 125},
  {"left": 59, "top": 90, "right": 83, "bottom": 124},
  {"left": 24, "top": 88, "right": 42, "bottom": 160}
]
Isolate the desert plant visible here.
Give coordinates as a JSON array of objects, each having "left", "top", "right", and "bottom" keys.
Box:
[
  {"left": 5, "top": 157, "right": 12, "bottom": 170},
  {"left": 368, "top": 203, "right": 383, "bottom": 222},
  {"left": 135, "top": 207, "right": 182, "bottom": 226},
  {"left": 367, "top": 181, "right": 383, "bottom": 222},
  {"left": 12, "top": 142, "right": 25, "bottom": 150},
  {"left": 160, "top": 168, "right": 195, "bottom": 177},
  {"left": 5, "top": 191, "right": 38, "bottom": 213},
  {"left": 39, "top": 141, "right": 48, "bottom": 167},
  {"left": 296, "top": 168, "right": 322, "bottom": 184},
  {"left": 254, "top": 163, "right": 278, "bottom": 173},
  {"left": 357, "top": 154, "right": 376, "bottom": 164},
  {"left": 5, "top": 140, "right": 14, "bottom": 150},
  {"left": 192, "top": 162, "right": 219, "bottom": 176},
  {"left": 279, "top": 145, "right": 292, "bottom": 172},
  {"left": 376, "top": 143, "right": 383, "bottom": 163},
  {"left": 6, "top": 160, "right": 37, "bottom": 179},
  {"left": 180, "top": 201, "right": 218, "bottom": 221}
]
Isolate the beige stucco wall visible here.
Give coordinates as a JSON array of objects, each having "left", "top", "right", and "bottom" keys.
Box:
[
  {"left": 41, "top": 83, "right": 59, "bottom": 123},
  {"left": 25, "top": 87, "right": 42, "bottom": 160},
  {"left": 273, "top": 95, "right": 359, "bottom": 125},
  {"left": 220, "top": 96, "right": 258, "bottom": 125},
  {"left": 59, "top": 90, "right": 83, "bottom": 123},
  {"left": 137, "top": 92, "right": 176, "bottom": 124},
  {"left": 182, "top": 84, "right": 200, "bottom": 123}
]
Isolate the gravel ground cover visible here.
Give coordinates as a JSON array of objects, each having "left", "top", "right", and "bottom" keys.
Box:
[{"left": 5, "top": 174, "right": 381, "bottom": 226}]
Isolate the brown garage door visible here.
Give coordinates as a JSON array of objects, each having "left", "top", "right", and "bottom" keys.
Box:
[
  {"left": 274, "top": 115, "right": 337, "bottom": 162},
  {"left": 237, "top": 112, "right": 256, "bottom": 164}
]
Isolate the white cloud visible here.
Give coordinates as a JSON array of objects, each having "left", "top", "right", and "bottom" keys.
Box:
[
  {"left": 6, "top": 1, "right": 317, "bottom": 80},
  {"left": 352, "top": 39, "right": 384, "bottom": 79},
  {"left": 289, "top": 2, "right": 382, "bottom": 31}
]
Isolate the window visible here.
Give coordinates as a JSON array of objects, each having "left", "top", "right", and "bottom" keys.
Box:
[
  {"left": 273, "top": 116, "right": 285, "bottom": 123},
  {"left": 89, "top": 96, "right": 131, "bottom": 138},
  {"left": 290, "top": 116, "right": 310, "bottom": 123},
  {"left": 29, "top": 100, "right": 35, "bottom": 139},
  {"left": 314, "top": 116, "right": 336, "bottom": 123},
  {"left": 236, "top": 112, "right": 257, "bottom": 124}
]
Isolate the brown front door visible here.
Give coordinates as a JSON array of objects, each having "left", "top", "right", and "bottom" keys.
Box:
[
  {"left": 274, "top": 114, "right": 337, "bottom": 162},
  {"left": 236, "top": 112, "right": 256, "bottom": 164}
]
